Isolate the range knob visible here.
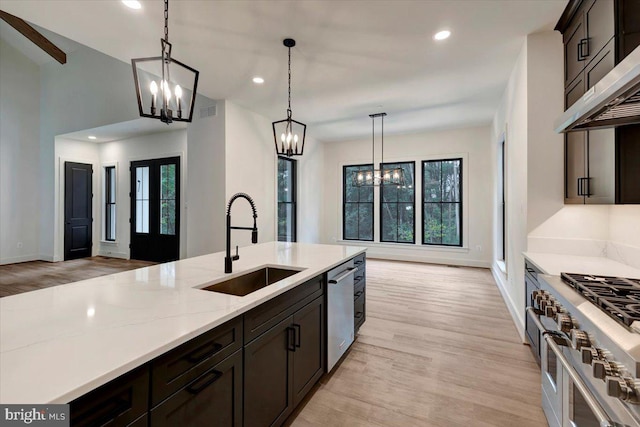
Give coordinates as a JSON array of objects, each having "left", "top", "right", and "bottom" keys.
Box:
[
  {"left": 593, "top": 360, "right": 615, "bottom": 380},
  {"left": 557, "top": 314, "right": 574, "bottom": 333},
  {"left": 581, "top": 347, "right": 599, "bottom": 365},
  {"left": 534, "top": 291, "right": 548, "bottom": 306},
  {"left": 540, "top": 299, "right": 552, "bottom": 311},
  {"left": 606, "top": 376, "right": 639, "bottom": 403},
  {"left": 545, "top": 305, "right": 558, "bottom": 319},
  {"left": 571, "top": 329, "right": 590, "bottom": 350}
]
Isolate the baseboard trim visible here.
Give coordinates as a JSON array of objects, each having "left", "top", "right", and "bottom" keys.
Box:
[
  {"left": 491, "top": 263, "right": 526, "bottom": 342},
  {"left": 0, "top": 254, "right": 40, "bottom": 265},
  {"left": 97, "top": 251, "right": 128, "bottom": 260}
]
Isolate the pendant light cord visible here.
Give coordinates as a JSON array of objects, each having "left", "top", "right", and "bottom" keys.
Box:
[
  {"left": 164, "top": 0, "right": 169, "bottom": 43},
  {"left": 287, "top": 46, "right": 292, "bottom": 118}
]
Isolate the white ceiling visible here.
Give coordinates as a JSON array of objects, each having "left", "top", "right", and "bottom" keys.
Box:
[
  {"left": 58, "top": 118, "right": 187, "bottom": 143},
  {"left": 0, "top": 0, "right": 567, "bottom": 141}
]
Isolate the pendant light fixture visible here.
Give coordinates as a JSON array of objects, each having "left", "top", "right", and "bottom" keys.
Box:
[
  {"left": 352, "top": 113, "right": 405, "bottom": 187},
  {"left": 272, "top": 38, "right": 306, "bottom": 157},
  {"left": 131, "top": 0, "right": 199, "bottom": 124}
]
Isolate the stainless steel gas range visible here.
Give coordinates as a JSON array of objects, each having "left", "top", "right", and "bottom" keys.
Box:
[{"left": 527, "top": 273, "right": 640, "bottom": 427}]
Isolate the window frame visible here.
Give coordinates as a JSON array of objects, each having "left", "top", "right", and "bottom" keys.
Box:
[
  {"left": 277, "top": 156, "right": 297, "bottom": 242},
  {"left": 421, "top": 158, "right": 463, "bottom": 247},
  {"left": 104, "top": 165, "right": 116, "bottom": 242},
  {"left": 379, "top": 161, "right": 416, "bottom": 244},
  {"left": 342, "top": 163, "right": 374, "bottom": 242},
  {"left": 498, "top": 138, "right": 506, "bottom": 262}
]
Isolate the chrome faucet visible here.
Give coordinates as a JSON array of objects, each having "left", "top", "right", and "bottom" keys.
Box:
[{"left": 225, "top": 193, "right": 258, "bottom": 273}]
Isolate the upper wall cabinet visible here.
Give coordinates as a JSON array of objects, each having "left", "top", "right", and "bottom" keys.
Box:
[{"left": 557, "top": 0, "right": 640, "bottom": 204}]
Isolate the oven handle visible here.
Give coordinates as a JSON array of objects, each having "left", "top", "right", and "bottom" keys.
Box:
[
  {"left": 526, "top": 307, "right": 614, "bottom": 427},
  {"left": 328, "top": 267, "right": 358, "bottom": 284}
]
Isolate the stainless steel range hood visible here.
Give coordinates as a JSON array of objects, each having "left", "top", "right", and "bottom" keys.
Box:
[{"left": 555, "top": 45, "right": 640, "bottom": 133}]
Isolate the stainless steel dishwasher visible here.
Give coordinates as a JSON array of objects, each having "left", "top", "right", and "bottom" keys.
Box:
[{"left": 327, "top": 259, "right": 357, "bottom": 371}]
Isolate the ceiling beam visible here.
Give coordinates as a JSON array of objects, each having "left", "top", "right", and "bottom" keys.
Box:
[{"left": 0, "top": 9, "right": 66, "bottom": 64}]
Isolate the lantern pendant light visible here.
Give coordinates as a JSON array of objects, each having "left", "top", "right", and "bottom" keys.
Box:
[
  {"left": 272, "top": 38, "right": 306, "bottom": 157},
  {"left": 131, "top": 0, "right": 199, "bottom": 124},
  {"left": 352, "top": 113, "right": 405, "bottom": 187}
]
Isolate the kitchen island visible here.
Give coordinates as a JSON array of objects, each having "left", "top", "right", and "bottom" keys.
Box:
[{"left": 0, "top": 242, "right": 366, "bottom": 420}]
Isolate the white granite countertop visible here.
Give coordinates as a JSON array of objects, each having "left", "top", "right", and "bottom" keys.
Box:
[
  {"left": 0, "top": 242, "right": 366, "bottom": 404},
  {"left": 523, "top": 251, "right": 640, "bottom": 278}
]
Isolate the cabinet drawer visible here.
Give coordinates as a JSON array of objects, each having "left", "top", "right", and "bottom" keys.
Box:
[
  {"left": 353, "top": 253, "right": 366, "bottom": 268},
  {"left": 70, "top": 365, "right": 149, "bottom": 427},
  {"left": 354, "top": 292, "right": 365, "bottom": 331},
  {"left": 353, "top": 268, "right": 366, "bottom": 287},
  {"left": 244, "top": 274, "right": 324, "bottom": 344},
  {"left": 524, "top": 260, "right": 542, "bottom": 285},
  {"left": 151, "top": 349, "right": 243, "bottom": 427},
  {"left": 354, "top": 280, "right": 365, "bottom": 301},
  {"left": 151, "top": 317, "right": 242, "bottom": 406}
]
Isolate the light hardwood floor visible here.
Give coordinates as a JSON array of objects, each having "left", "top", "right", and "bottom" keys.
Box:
[
  {"left": 289, "top": 259, "right": 546, "bottom": 427},
  {"left": 0, "top": 257, "right": 155, "bottom": 297}
]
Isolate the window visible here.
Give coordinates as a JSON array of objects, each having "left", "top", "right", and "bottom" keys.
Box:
[
  {"left": 422, "top": 159, "right": 462, "bottom": 246},
  {"left": 380, "top": 162, "right": 415, "bottom": 243},
  {"left": 343, "top": 164, "right": 374, "bottom": 241},
  {"left": 105, "top": 166, "right": 116, "bottom": 241},
  {"left": 277, "top": 157, "right": 297, "bottom": 242},
  {"left": 160, "top": 163, "right": 177, "bottom": 235}
]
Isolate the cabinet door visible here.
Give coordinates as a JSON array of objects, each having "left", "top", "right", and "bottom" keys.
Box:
[
  {"left": 584, "top": 0, "right": 614, "bottom": 61},
  {"left": 244, "top": 316, "right": 294, "bottom": 427},
  {"left": 616, "top": 126, "right": 640, "bottom": 204},
  {"left": 150, "top": 349, "right": 243, "bottom": 427},
  {"left": 525, "top": 275, "right": 541, "bottom": 366},
  {"left": 585, "top": 38, "right": 615, "bottom": 89},
  {"left": 586, "top": 128, "right": 615, "bottom": 204},
  {"left": 565, "top": 73, "right": 586, "bottom": 110},
  {"left": 564, "top": 13, "right": 586, "bottom": 86},
  {"left": 617, "top": 0, "right": 640, "bottom": 60},
  {"left": 292, "top": 296, "right": 324, "bottom": 407},
  {"left": 565, "top": 132, "right": 587, "bottom": 204}
]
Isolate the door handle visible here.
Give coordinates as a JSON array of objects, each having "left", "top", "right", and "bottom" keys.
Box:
[
  {"left": 293, "top": 324, "right": 301, "bottom": 348},
  {"left": 287, "top": 327, "right": 296, "bottom": 352},
  {"left": 577, "top": 38, "right": 589, "bottom": 61}
]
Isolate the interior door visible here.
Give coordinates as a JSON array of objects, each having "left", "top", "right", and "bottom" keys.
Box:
[
  {"left": 130, "top": 157, "right": 180, "bottom": 262},
  {"left": 64, "top": 162, "right": 93, "bottom": 260}
]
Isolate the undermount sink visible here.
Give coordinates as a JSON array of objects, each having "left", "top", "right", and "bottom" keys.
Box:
[{"left": 201, "top": 267, "right": 301, "bottom": 296}]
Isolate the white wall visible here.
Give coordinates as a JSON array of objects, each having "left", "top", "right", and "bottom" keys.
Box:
[
  {"left": 186, "top": 97, "right": 226, "bottom": 257},
  {"left": 224, "top": 101, "right": 277, "bottom": 249},
  {"left": 0, "top": 40, "right": 41, "bottom": 264},
  {"left": 296, "top": 136, "right": 324, "bottom": 244},
  {"left": 54, "top": 139, "right": 101, "bottom": 259},
  {"left": 322, "top": 125, "right": 493, "bottom": 267},
  {"left": 97, "top": 130, "right": 187, "bottom": 259},
  {"left": 40, "top": 45, "right": 140, "bottom": 261},
  {"left": 491, "top": 31, "right": 566, "bottom": 339}
]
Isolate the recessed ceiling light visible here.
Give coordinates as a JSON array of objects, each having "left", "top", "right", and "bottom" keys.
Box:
[
  {"left": 434, "top": 30, "right": 451, "bottom": 41},
  {"left": 88, "top": 135, "right": 97, "bottom": 140},
  {"left": 252, "top": 77, "right": 265, "bottom": 84},
  {"left": 122, "top": 0, "right": 142, "bottom": 10}
]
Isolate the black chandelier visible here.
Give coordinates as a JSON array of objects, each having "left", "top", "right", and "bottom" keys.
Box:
[
  {"left": 352, "top": 113, "right": 405, "bottom": 187},
  {"left": 272, "top": 38, "right": 306, "bottom": 157},
  {"left": 131, "top": 0, "right": 199, "bottom": 124}
]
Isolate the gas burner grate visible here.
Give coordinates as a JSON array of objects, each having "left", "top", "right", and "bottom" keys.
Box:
[{"left": 561, "top": 273, "right": 640, "bottom": 328}]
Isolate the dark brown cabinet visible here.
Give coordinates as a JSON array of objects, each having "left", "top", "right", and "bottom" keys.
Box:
[
  {"left": 69, "top": 366, "right": 149, "bottom": 427},
  {"left": 524, "top": 261, "right": 543, "bottom": 366},
  {"left": 151, "top": 349, "right": 243, "bottom": 427},
  {"left": 244, "top": 296, "right": 324, "bottom": 427},
  {"left": 558, "top": 0, "right": 640, "bottom": 205},
  {"left": 353, "top": 252, "right": 366, "bottom": 333}
]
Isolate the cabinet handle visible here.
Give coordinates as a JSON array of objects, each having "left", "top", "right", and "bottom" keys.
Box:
[
  {"left": 584, "top": 177, "right": 591, "bottom": 197},
  {"left": 185, "top": 369, "right": 223, "bottom": 395},
  {"left": 287, "top": 327, "right": 296, "bottom": 352},
  {"left": 354, "top": 291, "right": 364, "bottom": 299},
  {"left": 354, "top": 259, "right": 364, "bottom": 266},
  {"left": 293, "top": 324, "right": 301, "bottom": 348},
  {"left": 578, "top": 38, "right": 590, "bottom": 61},
  {"left": 354, "top": 275, "right": 364, "bottom": 282},
  {"left": 355, "top": 312, "right": 364, "bottom": 319},
  {"left": 185, "top": 342, "right": 223, "bottom": 364}
]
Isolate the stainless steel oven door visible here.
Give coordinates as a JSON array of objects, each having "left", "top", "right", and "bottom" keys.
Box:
[{"left": 541, "top": 327, "right": 563, "bottom": 427}]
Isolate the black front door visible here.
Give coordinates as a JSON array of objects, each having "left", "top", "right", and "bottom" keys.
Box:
[
  {"left": 64, "top": 162, "right": 93, "bottom": 260},
  {"left": 130, "top": 157, "right": 180, "bottom": 262}
]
